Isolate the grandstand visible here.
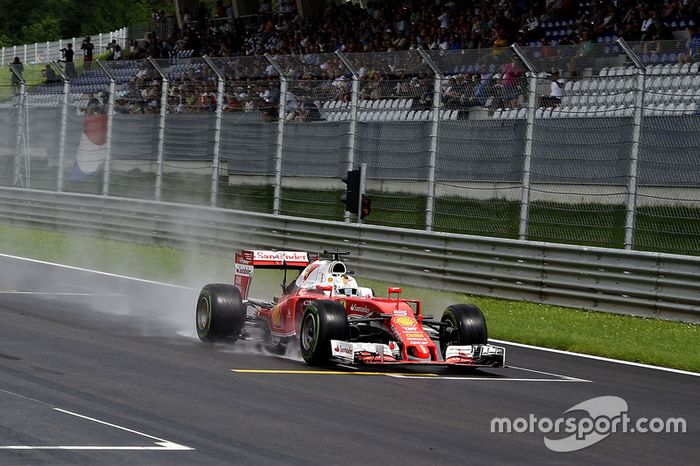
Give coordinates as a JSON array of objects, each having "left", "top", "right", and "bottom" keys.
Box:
[
  {"left": 28, "top": 51, "right": 700, "bottom": 121},
  {"left": 3, "top": 0, "right": 699, "bottom": 121}
]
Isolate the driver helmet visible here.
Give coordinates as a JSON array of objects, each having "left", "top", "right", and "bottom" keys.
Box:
[{"left": 333, "top": 274, "right": 359, "bottom": 295}]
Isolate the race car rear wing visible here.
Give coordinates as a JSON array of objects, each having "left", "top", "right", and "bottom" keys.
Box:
[{"left": 234, "top": 250, "right": 312, "bottom": 299}]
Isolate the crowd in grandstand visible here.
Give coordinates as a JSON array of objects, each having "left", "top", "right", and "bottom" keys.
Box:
[
  {"left": 126, "top": 0, "right": 699, "bottom": 58},
  {"left": 93, "top": 0, "right": 700, "bottom": 118}
]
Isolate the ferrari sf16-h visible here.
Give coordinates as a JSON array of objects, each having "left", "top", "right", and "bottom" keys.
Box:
[{"left": 195, "top": 250, "right": 504, "bottom": 368}]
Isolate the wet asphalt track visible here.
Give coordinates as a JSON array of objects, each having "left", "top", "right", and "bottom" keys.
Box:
[{"left": 0, "top": 254, "right": 697, "bottom": 465}]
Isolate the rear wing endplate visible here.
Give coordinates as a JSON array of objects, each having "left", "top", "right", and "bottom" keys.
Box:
[{"left": 234, "top": 250, "right": 312, "bottom": 299}]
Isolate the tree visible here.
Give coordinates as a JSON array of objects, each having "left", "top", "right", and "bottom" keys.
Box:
[
  {"left": 20, "top": 16, "right": 62, "bottom": 43},
  {"left": 0, "top": 0, "right": 167, "bottom": 45}
]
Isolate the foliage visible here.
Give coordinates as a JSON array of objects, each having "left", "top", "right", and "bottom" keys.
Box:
[{"left": 0, "top": 0, "right": 165, "bottom": 44}]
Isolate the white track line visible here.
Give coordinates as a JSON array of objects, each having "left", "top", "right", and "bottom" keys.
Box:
[
  {"left": 0, "top": 253, "right": 195, "bottom": 290},
  {"left": 0, "top": 389, "right": 194, "bottom": 451},
  {"left": 387, "top": 365, "right": 591, "bottom": 382},
  {"left": 0, "top": 387, "right": 51, "bottom": 406},
  {"left": 0, "top": 291, "right": 115, "bottom": 297},
  {"left": 508, "top": 365, "right": 591, "bottom": 382},
  {"left": 0, "top": 445, "right": 192, "bottom": 451},
  {"left": 491, "top": 339, "right": 699, "bottom": 377},
  {"left": 0, "top": 409, "right": 194, "bottom": 451},
  {"left": 388, "top": 375, "right": 586, "bottom": 381},
  {"left": 54, "top": 408, "right": 182, "bottom": 443}
]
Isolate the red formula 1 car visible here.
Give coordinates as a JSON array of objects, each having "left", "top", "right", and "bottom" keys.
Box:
[{"left": 195, "top": 250, "right": 505, "bottom": 368}]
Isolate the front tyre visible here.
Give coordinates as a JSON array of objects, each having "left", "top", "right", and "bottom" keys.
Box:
[
  {"left": 300, "top": 300, "right": 348, "bottom": 365},
  {"left": 440, "top": 304, "right": 488, "bottom": 358},
  {"left": 196, "top": 284, "right": 246, "bottom": 343}
]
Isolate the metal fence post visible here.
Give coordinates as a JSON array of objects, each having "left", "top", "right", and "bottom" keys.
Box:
[
  {"left": 148, "top": 57, "right": 169, "bottom": 201},
  {"left": 417, "top": 48, "right": 444, "bottom": 232},
  {"left": 52, "top": 61, "right": 70, "bottom": 192},
  {"left": 265, "top": 54, "right": 287, "bottom": 215},
  {"left": 203, "top": 56, "right": 226, "bottom": 207},
  {"left": 335, "top": 51, "right": 360, "bottom": 223},
  {"left": 9, "top": 64, "right": 28, "bottom": 187},
  {"left": 511, "top": 44, "right": 539, "bottom": 241},
  {"left": 97, "top": 61, "right": 116, "bottom": 196},
  {"left": 618, "top": 39, "right": 646, "bottom": 250}
]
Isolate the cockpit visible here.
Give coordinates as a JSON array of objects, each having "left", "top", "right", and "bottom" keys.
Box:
[{"left": 294, "top": 260, "right": 373, "bottom": 297}]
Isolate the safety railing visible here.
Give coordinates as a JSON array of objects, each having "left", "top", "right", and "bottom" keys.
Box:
[{"left": 0, "top": 186, "right": 698, "bottom": 323}]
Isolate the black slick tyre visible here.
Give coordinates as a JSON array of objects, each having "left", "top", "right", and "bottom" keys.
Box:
[
  {"left": 440, "top": 304, "right": 488, "bottom": 358},
  {"left": 300, "top": 300, "right": 348, "bottom": 365},
  {"left": 196, "top": 284, "right": 246, "bottom": 342}
]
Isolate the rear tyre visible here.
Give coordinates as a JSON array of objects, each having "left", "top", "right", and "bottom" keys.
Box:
[
  {"left": 300, "top": 300, "right": 349, "bottom": 365},
  {"left": 196, "top": 284, "right": 246, "bottom": 342},
  {"left": 440, "top": 304, "right": 488, "bottom": 358}
]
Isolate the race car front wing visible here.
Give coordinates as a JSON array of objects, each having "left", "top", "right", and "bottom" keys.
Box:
[{"left": 330, "top": 340, "right": 505, "bottom": 367}]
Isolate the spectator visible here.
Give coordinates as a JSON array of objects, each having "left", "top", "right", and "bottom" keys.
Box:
[
  {"left": 215, "top": 0, "right": 226, "bottom": 18},
  {"left": 567, "top": 29, "right": 593, "bottom": 77},
  {"left": 42, "top": 64, "right": 58, "bottom": 84},
  {"left": 500, "top": 56, "right": 524, "bottom": 108},
  {"left": 295, "top": 100, "right": 323, "bottom": 122},
  {"left": 60, "top": 43, "right": 76, "bottom": 78},
  {"left": 540, "top": 70, "right": 564, "bottom": 108},
  {"left": 639, "top": 9, "right": 655, "bottom": 40},
  {"left": 619, "top": 4, "right": 642, "bottom": 41},
  {"left": 684, "top": 26, "right": 700, "bottom": 61},
  {"left": 106, "top": 40, "right": 122, "bottom": 60},
  {"left": 81, "top": 36, "right": 94, "bottom": 71},
  {"left": 643, "top": 16, "right": 674, "bottom": 54},
  {"left": 647, "top": 16, "right": 674, "bottom": 41},
  {"left": 473, "top": 74, "right": 489, "bottom": 107},
  {"left": 10, "top": 57, "right": 23, "bottom": 94},
  {"left": 86, "top": 94, "right": 103, "bottom": 115},
  {"left": 594, "top": 5, "right": 618, "bottom": 37}
]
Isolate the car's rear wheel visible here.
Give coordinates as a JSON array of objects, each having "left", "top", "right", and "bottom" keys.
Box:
[
  {"left": 196, "top": 284, "right": 246, "bottom": 342},
  {"left": 300, "top": 300, "right": 348, "bottom": 365},
  {"left": 440, "top": 304, "right": 488, "bottom": 358}
]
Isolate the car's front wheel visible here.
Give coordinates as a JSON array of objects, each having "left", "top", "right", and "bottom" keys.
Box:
[
  {"left": 300, "top": 300, "right": 348, "bottom": 365},
  {"left": 196, "top": 284, "right": 246, "bottom": 342},
  {"left": 439, "top": 304, "right": 488, "bottom": 358}
]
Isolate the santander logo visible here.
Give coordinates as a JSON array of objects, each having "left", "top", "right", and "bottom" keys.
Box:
[{"left": 253, "top": 251, "right": 307, "bottom": 261}]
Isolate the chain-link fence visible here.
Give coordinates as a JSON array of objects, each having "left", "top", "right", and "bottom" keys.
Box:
[{"left": 1, "top": 40, "right": 699, "bottom": 256}]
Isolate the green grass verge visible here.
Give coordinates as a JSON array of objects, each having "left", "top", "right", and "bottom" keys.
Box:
[
  {"left": 0, "top": 63, "right": 45, "bottom": 101},
  {"left": 0, "top": 224, "right": 697, "bottom": 373}
]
